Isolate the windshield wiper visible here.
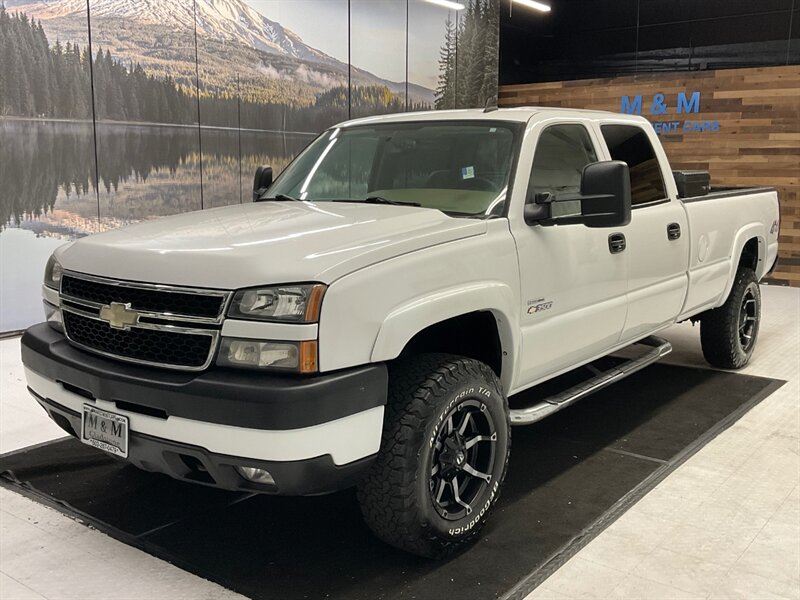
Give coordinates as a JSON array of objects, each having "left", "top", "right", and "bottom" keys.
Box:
[
  {"left": 365, "top": 196, "right": 421, "bottom": 207},
  {"left": 257, "top": 193, "right": 300, "bottom": 202},
  {"left": 331, "top": 196, "right": 421, "bottom": 207}
]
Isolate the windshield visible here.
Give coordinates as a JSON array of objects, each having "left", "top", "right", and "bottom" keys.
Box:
[{"left": 266, "top": 121, "right": 519, "bottom": 217}]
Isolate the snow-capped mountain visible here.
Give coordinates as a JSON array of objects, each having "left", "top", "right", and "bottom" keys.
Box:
[
  {"left": 6, "top": 0, "right": 339, "bottom": 65},
  {"left": 5, "top": 0, "right": 435, "bottom": 104}
]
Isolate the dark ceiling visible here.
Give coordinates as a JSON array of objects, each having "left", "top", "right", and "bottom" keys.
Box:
[{"left": 499, "top": 0, "right": 800, "bottom": 84}]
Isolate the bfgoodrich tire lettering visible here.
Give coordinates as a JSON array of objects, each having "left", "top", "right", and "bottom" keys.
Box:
[
  {"left": 700, "top": 267, "right": 761, "bottom": 369},
  {"left": 356, "top": 353, "right": 510, "bottom": 558}
]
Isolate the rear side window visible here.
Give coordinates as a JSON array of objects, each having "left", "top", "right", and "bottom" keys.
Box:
[
  {"left": 601, "top": 125, "right": 668, "bottom": 205},
  {"left": 528, "top": 124, "right": 598, "bottom": 217}
]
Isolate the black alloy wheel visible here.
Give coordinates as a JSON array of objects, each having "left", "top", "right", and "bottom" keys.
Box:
[
  {"left": 429, "top": 399, "right": 498, "bottom": 521},
  {"left": 738, "top": 286, "right": 758, "bottom": 353}
]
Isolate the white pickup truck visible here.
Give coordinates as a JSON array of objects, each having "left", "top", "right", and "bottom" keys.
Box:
[{"left": 22, "top": 108, "right": 780, "bottom": 557}]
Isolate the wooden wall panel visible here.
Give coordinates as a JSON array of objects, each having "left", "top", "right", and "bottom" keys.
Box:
[{"left": 499, "top": 66, "right": 800, "bottom": 287}]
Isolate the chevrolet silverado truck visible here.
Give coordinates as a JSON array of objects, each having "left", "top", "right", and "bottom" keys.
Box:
[{"left": 22, "top": 108, "right": 780, "bottom": 557}]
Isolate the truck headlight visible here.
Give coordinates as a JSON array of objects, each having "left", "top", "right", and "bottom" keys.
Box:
[
  {"left": 217, "top": 338, "right": 318, "bottom": 373},
  {"left": 44, "top": 255, "right": 63, "bottom": 290},
  {"left": 228, "top": 284, "right": 326, "bottom": 323}
]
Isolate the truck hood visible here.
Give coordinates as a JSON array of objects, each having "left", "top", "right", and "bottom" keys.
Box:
[{"left": 56, "top": 201, "right": 486, "bottom": 289}]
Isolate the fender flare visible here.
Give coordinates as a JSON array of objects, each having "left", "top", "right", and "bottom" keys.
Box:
[
  {"left": 718, "top": 223, "right": 766, "bottom": 306},
  {"left": 370, "top": 282, "right": 519, "bottom": 390}
]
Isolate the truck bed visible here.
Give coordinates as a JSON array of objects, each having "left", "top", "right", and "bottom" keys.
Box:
[{"left": 680, "top": 186, "right": 776, "bottom": 202}]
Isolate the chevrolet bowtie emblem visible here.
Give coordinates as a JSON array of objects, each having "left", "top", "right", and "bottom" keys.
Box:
[{"left": 99, "top": 302, "right": 140, "bottom": 330}]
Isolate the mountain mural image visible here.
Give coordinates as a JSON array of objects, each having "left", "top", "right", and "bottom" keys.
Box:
[
  {"left": 10, "top": 0, "right": 341, "bottom": 63},
  {"left": 0, "top": 0, "right": 500, "bottom": 331},
  {"left": 4, "top": 0, "right": 435, "bottom": 109}
]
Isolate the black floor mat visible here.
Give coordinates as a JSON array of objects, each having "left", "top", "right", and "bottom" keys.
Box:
[{"left": 0, "top": 364, "right": 783, "bottom": 600}]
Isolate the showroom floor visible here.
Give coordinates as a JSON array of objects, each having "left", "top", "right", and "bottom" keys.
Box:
[{"left": 0, "top": 285, "right": 798, "bottom": 600}]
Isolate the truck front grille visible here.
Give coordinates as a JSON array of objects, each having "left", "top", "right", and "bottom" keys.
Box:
[
  {"left": 61, "top": 274, "right": 225, "bottom": 320},
  {"left": 59, "top": 272, "right": 230, "bottom": 371},
  {"left": 63, "top": 311, "right": 214, "bottom": 368}
]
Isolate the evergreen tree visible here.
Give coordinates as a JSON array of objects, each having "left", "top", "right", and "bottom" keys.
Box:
[
  {"left": 480, "top": 0, "right": 500, "bottom": 105},
  {"left": 31, "top": 19, "right": 51, "bottom": 115},
  {"left": 435, "top": 15, "right": 457, "bottom": 110},
  {"left": 455, "top": 2, "right": 479, "bottom": 108},
  {"left": 467, "top": 1, "right": 486, "bottom": 106}
]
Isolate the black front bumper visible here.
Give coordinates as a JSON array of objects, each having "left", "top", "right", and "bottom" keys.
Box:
[
  {"left": 21, "top": 323, "right": 388, "bottom": 495},
  {"left": 22, "top": 324, "right": 387, "bottom": 430}
]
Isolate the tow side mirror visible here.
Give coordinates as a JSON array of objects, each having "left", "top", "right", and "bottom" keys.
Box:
[
  {"left": 579, "top": 161, "right": 632, "bottom": 228},
  {"left": 253, "top": 165, "right": 273, "bottom": 202},
  {"left": 524, "top": 160, "right": 632, "bottom": 228}
]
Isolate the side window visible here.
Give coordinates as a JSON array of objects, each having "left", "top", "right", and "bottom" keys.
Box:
[
  {"left": 528, "top": 124, "right": 597, "bottom": 217},
  {"left": 601, "top": 125, "right": 668, "bottom": 205}
]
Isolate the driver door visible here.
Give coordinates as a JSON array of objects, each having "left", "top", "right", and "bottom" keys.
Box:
[{"left": 510, "top": 120, "right": 629, "bottom": 390}]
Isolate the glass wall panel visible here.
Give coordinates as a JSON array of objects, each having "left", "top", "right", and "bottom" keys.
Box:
[
  {"left": 195, "top": 2, "right": 245, "bottom": 208},
  {"left": 408, "top": 0, "right": 449, "bottom": 110},
  {"left": 90, "top": 0, "right": 202, "bottom": 227},
  {"left": 453, "top": 0, "right": 500, "bottom": 108},
  {"left": 238, "top": 1, "right": 348, "bottom": 189},
  {"left": 0, "top": 3, "right": 95, "bottom": 330},
  {"left": 350, "top": 0, "right": 408, "bottom": 118}
]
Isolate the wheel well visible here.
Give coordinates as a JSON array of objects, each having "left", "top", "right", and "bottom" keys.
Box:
[
  {"left": 399, "top": 311, "right": 503, "bottom": 377},
  {"left": 739, "top": 238, "right": 759, "bottom": 271}
]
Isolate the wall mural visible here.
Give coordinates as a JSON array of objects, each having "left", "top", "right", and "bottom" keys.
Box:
[{"left": 0, "top": 0, "right": 500, "bottom": 332}]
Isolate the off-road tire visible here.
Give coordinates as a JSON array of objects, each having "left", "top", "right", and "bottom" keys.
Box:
[
  {"left": 700, "top": 267, "right": 761, "bottom": 369},
  {"left": 357, "top": 354, "right": 510, "bottom": 558}
]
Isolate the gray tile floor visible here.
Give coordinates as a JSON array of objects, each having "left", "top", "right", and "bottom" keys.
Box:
[
  {"left": 1, "top": 285, "right": 798, "bottom": 600},
  {"left": 529, "top": 285, "right": 800, "bottom": 600}
]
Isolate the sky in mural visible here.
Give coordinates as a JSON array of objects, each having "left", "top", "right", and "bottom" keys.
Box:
[{"left": 245, "top": 0, "right": 449, "bottom": 89}]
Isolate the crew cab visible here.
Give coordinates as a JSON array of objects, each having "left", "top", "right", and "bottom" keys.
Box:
[{"left": 21, "top": 108, "right": 780, "bottom": 557}]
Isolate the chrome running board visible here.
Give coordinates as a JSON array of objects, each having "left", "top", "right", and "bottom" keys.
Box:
[{"left": 509, "top": 336, "right": 672, "bottom": 426}]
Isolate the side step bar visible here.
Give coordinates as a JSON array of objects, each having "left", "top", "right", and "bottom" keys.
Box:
[{"left": 509, "top": 336, "right": 672, "bottom": 426}]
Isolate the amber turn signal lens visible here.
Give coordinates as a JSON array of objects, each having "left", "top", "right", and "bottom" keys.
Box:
[
  {"left": 298, "top": 340, "right": 318, "bottom": 374},
  {"left": 303, "top": 285, "right": 327, "bottom": 322}
]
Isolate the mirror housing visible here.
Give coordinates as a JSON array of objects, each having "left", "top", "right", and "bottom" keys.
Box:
[
  {"left": 524, "top": 160, "right": 632, "bottom": 228},
  {"left": 252, "top": 166, "right": 273, "bottom": 201},
  {"left": 578, "top": 161, "right": 632, "bottom": 228}
]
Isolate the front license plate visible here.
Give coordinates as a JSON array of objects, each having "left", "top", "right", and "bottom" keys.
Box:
[{"left": 81, "top": 404, "right": 129, "bottom": 458}]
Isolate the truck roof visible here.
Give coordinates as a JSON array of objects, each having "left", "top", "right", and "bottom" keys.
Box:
[{"left": 336, "top": 107, "right": 648, "bottom": 128}]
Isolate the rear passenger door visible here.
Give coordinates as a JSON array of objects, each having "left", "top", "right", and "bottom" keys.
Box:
[{"left": 599, "top": 124, "right": 689, "bottom": 342}]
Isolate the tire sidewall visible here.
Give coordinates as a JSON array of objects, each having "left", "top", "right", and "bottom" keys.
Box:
[{"left": 414, "top": 366, "right": 509, "bottom": 541}]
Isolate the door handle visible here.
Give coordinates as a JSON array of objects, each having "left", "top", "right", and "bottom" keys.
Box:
[
  {"left": 667, "top": 223, "right": 681, "bottom": 240},
  {"left": 608, "top": 233, "right": 626, "bottom": 254}
]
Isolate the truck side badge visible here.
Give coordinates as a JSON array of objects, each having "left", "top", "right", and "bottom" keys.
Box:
[{"left": 527, "top": 300, "right": 553, "bottom": 314}]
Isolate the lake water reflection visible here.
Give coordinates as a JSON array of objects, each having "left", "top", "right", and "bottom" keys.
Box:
[{"left": 0, "top": 119, "right": 315, "bottom": 330}]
